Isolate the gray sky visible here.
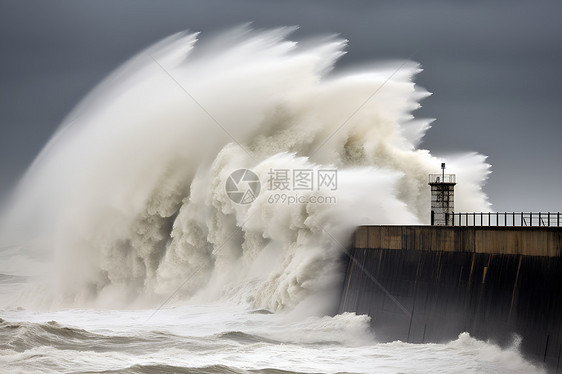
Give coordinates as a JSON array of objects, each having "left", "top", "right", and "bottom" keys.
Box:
[{"left": 1, "top": 0, "right": 561, "bottom": 212}]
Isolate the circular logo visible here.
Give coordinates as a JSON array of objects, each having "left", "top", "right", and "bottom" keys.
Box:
[{"left": 225, "top": 169, "right": 261, "bottom": 204}]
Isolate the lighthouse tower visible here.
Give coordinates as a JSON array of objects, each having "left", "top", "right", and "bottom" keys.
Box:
[{"left": 429, "top": 163, "right": 456, "bottom": 226}]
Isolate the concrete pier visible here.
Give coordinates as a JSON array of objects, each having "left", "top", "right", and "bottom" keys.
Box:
[{"left": 339, "top": 225, "right": 562, "bottom": 371}]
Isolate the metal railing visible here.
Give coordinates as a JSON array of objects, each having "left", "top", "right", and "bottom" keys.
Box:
[
  {"left": 450, "top": 212, "right": 562, "bottom": 227},
  {"left": 428, "top": 174, "right": 456, "bottom": 184}
]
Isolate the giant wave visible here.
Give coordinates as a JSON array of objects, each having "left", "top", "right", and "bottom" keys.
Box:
[{"left": 0, "top": 26, "right": 491, "bottom": 312}]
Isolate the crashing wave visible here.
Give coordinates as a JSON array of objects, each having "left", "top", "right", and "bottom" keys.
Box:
[{"left": 0, "top": 26, "right": 491, "bottom": 311}]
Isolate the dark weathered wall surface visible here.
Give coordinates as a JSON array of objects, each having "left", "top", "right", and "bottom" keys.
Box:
[{"left": 340, "top": 226, "right": 562, "bottom": 371}]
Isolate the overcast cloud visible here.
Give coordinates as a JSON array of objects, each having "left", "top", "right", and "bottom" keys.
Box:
[{"left": 1, "top": 0, "right": 561, "bottom": 211}]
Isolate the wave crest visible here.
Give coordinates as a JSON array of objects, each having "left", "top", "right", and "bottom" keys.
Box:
[{"left": 0, "top": 26, "right": 491, "bottom": 311}]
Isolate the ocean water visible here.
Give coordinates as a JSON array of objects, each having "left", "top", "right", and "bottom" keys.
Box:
[
  {"left": 0, "top": 274, "right": 545, "bottom": 373},
  {"left": 0, "top": 27, "right": 544, "bottom": 373},
  {"left": 0, "top": 301, "right": 544, "bottom": 373}
]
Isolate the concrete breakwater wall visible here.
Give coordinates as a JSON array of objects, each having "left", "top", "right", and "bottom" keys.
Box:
[{"left": 339, "top": 226, "right": 562, "bottom": 371}]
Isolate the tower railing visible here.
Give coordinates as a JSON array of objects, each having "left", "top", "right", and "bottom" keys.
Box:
[
  {"left": 429, "top": 174, "right": 456, "bottom": 184},
  {"left": 450, "top": 212, "right": 562, "bottom": 227}
]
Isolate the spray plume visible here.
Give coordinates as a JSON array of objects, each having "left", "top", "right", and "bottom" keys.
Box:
[{"left": 0, "top": 26, "right": 491, "bottom": 312}]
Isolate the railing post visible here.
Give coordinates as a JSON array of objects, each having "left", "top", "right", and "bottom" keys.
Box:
[
  {"left": 512, "top": 212, "right": 515, "bottom": 227},
  {"left": 489, "top": 212, "right": 491, "bottom": 226},
  {"left": 547, "top": 212, "right": 550, "bottom": 227},
  {"left": 539, "top": 212, "right": 542, "bottom": 227},
  {"left": 504, "top": 212, "right": 507, "bottom": 226},
  {"left": 521, "top": 212, "right": 525, "bottom": 226},
  {"left": 530, "top": 212, "right": 533, "bottom": 227}
]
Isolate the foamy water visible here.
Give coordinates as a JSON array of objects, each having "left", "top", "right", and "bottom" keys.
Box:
[
  {"left": 0, "top": 26, "right": 542, "bottom": 373},
  {"left": 0, "top": 301, "right": 544, "bottom": 373}
]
